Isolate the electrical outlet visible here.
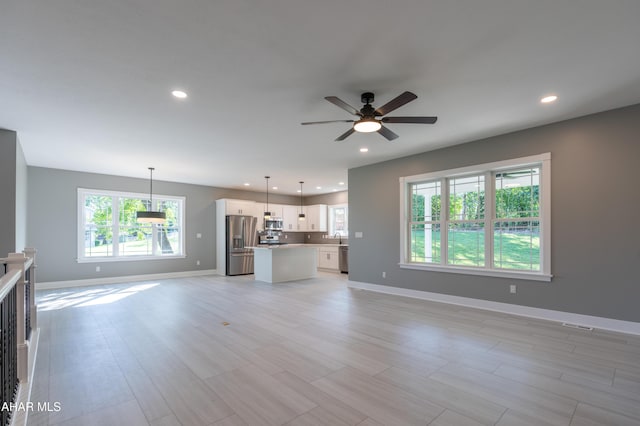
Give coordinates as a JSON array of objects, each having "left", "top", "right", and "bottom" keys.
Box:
[
  {"left": 510, "top": 284, "right": 516, "bottom": 294},
  {"left": 307, "top": 234, "right": 311, "bottom": 239},
  {"left": 196, "top": 233, "right": 202, "bottom": 239},
  {"left": 96, "top": 266, "right": 101, "bottom": 272},
  {"left": 382, "top": 271, "right": 386, "bottom": 278},
  {"left": 196, "top": 260, "right": 200, "bottom": 266}
]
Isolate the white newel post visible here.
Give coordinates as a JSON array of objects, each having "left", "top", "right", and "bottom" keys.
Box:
[
  {"left": 6, "top": 252, "right": 29, "bottom": 382},
  {"left": 24, "top": 247, "right": 38, "bottom": 331}
]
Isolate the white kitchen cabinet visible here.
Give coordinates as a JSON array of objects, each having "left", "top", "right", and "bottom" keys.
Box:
[
  {"left": 317, "top": 246, "right": 339, "bottom": 270},
  {"left": 223, "top": 199, "right": 257, "bottom": 216},
  {"left": 284, "top": 205, "right": 323, "bottom": 232},
  {"left": 217, "top": 198, "right": 264, "bottom": 231},
  {"left": 254, "top": 245, "right": 318, "bottom": 283},
  {"left": 306, "top": 204, "right": 327, "bottom": 232},
  {"left": 255, "top": 203, "right": 283, "bottom": 217},
  {"left": 218, "top": 199, "right": 327, "bottom": 233},
  {"left": 255, "top": 203, "right": 283, "bottom": 231},
  {"left": 282, "top": 205, "right": 302, "bottom": 231}
]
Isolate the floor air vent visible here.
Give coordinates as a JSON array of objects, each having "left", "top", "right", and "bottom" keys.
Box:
[{"left": 561, "top": 322, "right": 593, "bottom": 331}]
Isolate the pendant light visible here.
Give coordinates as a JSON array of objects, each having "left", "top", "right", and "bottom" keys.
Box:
[
  {"left": 136, "top": 167, "right": 166, "bottom": 224},
  {"left": 298, "top": 181, "right": 306, "bottom": 221},
  {"left": 264, "top": 176, "right": 271, "bottom": 219}
]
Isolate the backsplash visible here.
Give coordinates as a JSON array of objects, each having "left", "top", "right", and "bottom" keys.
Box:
[{"left": 278, "top": 232, "right": 347, "bottom": 245}]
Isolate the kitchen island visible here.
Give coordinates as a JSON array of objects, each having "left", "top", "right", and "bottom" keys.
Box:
[{"left": 252, "top": 245, "right": 318, "bottom": 283}]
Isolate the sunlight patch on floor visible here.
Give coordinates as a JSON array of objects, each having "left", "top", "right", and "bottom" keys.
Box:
[{"left": 37, "top": 283, "right": 159, "bottom": 311}]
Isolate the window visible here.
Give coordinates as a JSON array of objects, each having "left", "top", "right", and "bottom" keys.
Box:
[
  {"left": 448, "top": 175, "right": 485, "bottom": 267},
  {"left": 494, "top": 167, "right": 540, "bottom": 271},
  {"left": 400, "top": 153, "right": 551, "bottom": 281},
  {"left": 328, "top": 204, "right": 348, "bottom": 237},
  {"left": 410, "top": 181, "right": 441, "bottom": 263},
  {"left": 78, "top": 188, "right": 185, "bottom": 262}
]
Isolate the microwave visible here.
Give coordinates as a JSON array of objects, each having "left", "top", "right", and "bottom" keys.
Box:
[{"left": 264, "top": 218, "right": 283, "bottom": 231}]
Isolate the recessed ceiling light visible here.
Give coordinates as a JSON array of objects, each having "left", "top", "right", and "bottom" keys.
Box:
[
  {"left": 243, "top": 182, "right": 250, "bottom": 186},
  {"left": 332, "top": 189, "right": 338, "bottom": 192},
  {"left": 316, "top": 186, "right": 322, "bottom": 190},
  {"left": 172, "top": 90, "right": 188, "bottom": 99},
  {"left": 360, "top": 147, "right": 369, "bottom": 153},
  {"left": 272, "top": 186, "right": 278, "bottom": 190},
  {"left": 540, "top": 95, "right": 558, "bottom": 103},
  {"left": 296, "top": 189, "right": 301, "bottom": 193},
  {"left": 338, "top": 182, "right": 345, "bottom": 186}
]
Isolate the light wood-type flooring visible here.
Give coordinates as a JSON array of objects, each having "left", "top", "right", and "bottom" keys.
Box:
[{"left": 27, "top": 273, "right": 640, "bottom": 425}]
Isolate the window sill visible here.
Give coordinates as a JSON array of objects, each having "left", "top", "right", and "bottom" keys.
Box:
[
  {"left": 77, "top": 255, "right": 186, "bottom": 263},
  {"left": 398, "top": 262, "right": 552, "bottom": 282}
]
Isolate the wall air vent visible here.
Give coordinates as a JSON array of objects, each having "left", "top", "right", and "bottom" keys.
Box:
[{"left": 561, "top": 322, "right": 594, "bottom": 331}]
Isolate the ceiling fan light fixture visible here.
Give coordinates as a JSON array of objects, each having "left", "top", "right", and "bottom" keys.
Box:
[
  {"left": 353, "top": 119, "right": 381, "bottom": 133},
  {"left": 303, "top": 91, "right": 436, "bottom": 141}
]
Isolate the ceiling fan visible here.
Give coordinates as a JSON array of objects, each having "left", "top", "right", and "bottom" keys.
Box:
[{"left": 301, "top": 91, "right": 437, "bottom": 141}]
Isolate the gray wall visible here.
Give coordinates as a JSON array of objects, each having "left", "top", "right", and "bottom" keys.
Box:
[
  {"left": 27, "top": 167, "right": 299, "bottom": 282},
  {"left": 15, "top": 138, "right": 27, "bottom": 252},
  {"left": 305, "top": 190, "right": 348, "bottom": 206},
  {"left": 0, "top": 129, "right": 18, "bottom": 256},
  {"left": 348, "top": 103, "right": 640, "bottom": 323}
]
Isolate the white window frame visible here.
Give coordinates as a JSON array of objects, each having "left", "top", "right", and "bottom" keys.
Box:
[
  {"left": 328, "top": 204, "right": 349, "bottom": 237},
  {"left": 77, "top": 188, "right": 186, "bottom": 263},
  {"left": 399, "top": 153, "right": 552, "bottom": 282}
]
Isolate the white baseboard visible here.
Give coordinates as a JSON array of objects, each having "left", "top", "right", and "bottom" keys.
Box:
[
  {"left": 348, "top": 280, "right": 640, "bottom": 336},
  {"left": 37, "top": 269, "right": 218, "bottom": 290}
]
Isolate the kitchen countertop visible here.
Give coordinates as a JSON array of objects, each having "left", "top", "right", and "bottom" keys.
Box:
[
  {"left": 252, "top": 243, "right": 348, "bottom": 249},
  {"left": 251, "top": 244, "right": 314, "bottom": 249},
  {"left": 305, "top": 243, "right": 348, "bottom": 247}
]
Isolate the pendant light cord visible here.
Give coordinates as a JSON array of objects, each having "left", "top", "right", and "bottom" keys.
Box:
[
  {"left": 299, "top": 181, "right": 303, "bottom": 210},
  {"left": 265, "top": 176, "right": 270, "bottom": 211},
  {"left": 298, "top": 181, "right": 305, "bottom": 220}
]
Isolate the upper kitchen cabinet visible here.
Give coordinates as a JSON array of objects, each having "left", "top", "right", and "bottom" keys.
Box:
[
  {"left": 305, "top": 204, "right": 327, "bottom": 232},
  {"left": 283, "top": 204, "right": 326, "bottom": 232},
  {"left": 282, "top": 204, "right": 302, "bottom": 231},
  {"left": 217, "top": 199, "right": 327, "bottom": 233},
  {"left": 255, "top": 203, "right": 284, "bottom": 231},
  {"left": 257, "top": 203, "right": 283, "bottom": 219},
  {"left": 219, "top": 198, "right": 256, "bottom": 216}
]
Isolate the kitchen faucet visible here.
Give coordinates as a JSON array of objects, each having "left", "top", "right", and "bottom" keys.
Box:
[{"left": 334, "top": 232, "right": 342, "bottom": 245}]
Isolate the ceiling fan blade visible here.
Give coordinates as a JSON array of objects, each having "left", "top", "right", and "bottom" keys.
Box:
[
  {"left": 377, "top": 125, "right": 399, "bottom": 141},
  {"left": 325, "top": 96, "right": 362, "bottom": 116},
  {"left": 301, "top": 120, "right": 355, "bottom": 125},
  {"left": 381, "top": 116, "right": 438, "bottom": 124},
  {"left": 374, "top": 91, "right": 418, "bottom": 116},
  {"left": 335, "top": 128, "right": 355, "bottom": 141}
]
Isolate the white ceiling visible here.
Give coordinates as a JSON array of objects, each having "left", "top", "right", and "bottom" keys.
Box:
[{"left": 2, "top": 1, "right": 640, "bottom": 195}]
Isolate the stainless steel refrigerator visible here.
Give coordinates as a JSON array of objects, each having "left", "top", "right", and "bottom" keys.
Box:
[{"left": 225, "top": 215, "right": 258, "bottom": 275}]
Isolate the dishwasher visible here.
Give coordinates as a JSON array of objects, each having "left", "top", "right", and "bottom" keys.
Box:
[{"left": 339, "top": 245, "right": 349, "bottom": 273}]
